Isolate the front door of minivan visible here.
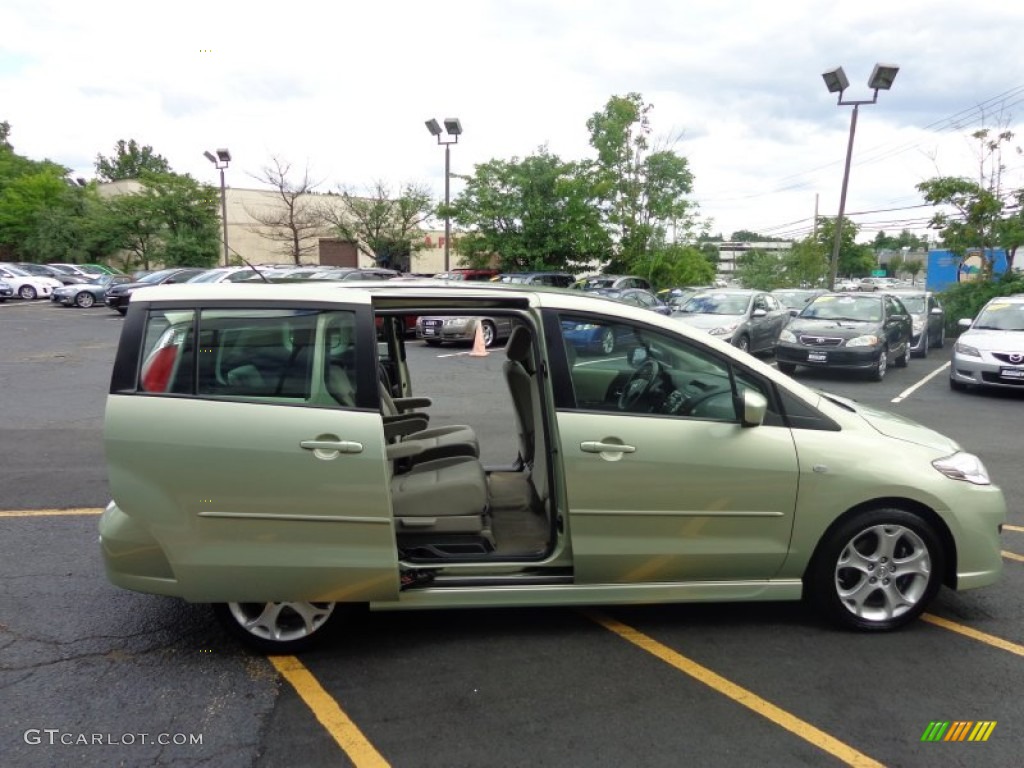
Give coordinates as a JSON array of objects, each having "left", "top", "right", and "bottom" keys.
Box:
[
  {"left": 547, "top": 311, "right": 799, "bottom": 584},
  {"left": 106, "top": 303, "right": 399, "bottom": 603}
]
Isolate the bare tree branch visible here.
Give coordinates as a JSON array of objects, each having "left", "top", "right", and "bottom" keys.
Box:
[{"left": 245, "top": 156, "right": 327, "bottom": 264}]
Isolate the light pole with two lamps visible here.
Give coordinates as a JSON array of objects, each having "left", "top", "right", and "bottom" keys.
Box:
[
  {"left": 424, "top": 118, "right": 462, "bottom": 273},
  {"left": 821, "top": 64, "right": 899, "bottom": 290},
  {"left": 203, "top": 148, "right": 232, "bottom": 267}
]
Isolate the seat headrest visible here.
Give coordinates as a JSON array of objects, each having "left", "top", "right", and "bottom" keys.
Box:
[{"left": 505, "top": 325, "right": 533, "bottom": 363}]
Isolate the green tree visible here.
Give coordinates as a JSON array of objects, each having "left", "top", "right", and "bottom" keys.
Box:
[
  {"left": 95, "top": 139, "right": 171, "bottom": 181},
  {"left": 447, "top": 148, "right": 611, "bottom": 273},
  {"left": 631, "top": 243, "right": 714, "bottom": 289},
  {"left": 816, "top": 216, "right": 875, "bottom": 277},
  {"left": 917, "top": 128, "right": 1024, "bottom": 273},
  {"left": 586, "top": 93, "right": 696, "bottom": 270},
  {"left": 320, "top": 181, "right": 433, "bottom": 272},
  {"left": 782, "top": 238, "right": 828, "bottom": 287},
  {"left": 886, "top": 252, "right": 905, "bottom": 278},
  {"left": 735, "top": 249, "right": 786, "bottom": 290},
  {"left": 98, "top": 172, "right": 219, "bottom": 270},
  {"left": 904, "top": 258, "right": 924, "bottom": 286}
]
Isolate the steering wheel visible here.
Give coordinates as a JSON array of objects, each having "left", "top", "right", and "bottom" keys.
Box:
[{"left": 618, "top": 360, "right": 662, "bottom": 410}]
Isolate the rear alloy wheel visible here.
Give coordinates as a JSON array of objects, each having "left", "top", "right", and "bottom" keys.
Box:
[
  {"left": 75, "top": 291, "right": 95, "bottom": 308},
  {"left": 806, "top": 509, "right": 943, "bottom": 631},
  {"left": 214, "top": 601, "right": 340, "bottom": 652},
  {"left": 19, "top": 284, "right": 37, "bottom": 301},
  {"left": 599, "top": 328, "right": 616, "bottom": 355},
  {"left": 480, "top": 320, "right": 496, "bottom": 347}
]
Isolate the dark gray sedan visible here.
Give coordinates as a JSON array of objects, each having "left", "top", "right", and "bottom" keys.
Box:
[
  {"left": 885, "top": 290, "right": 945, "bottom": 357},
  {"left": 672, "top": 289, "right": 790, "bottom": 354}
]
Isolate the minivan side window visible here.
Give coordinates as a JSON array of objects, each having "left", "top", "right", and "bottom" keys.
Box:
[
  {"left": 554, "top": 313, "right": 778, "bottom": 424},
  {"left": 136, "top": 307, "right": 358, "bottom": 405}
]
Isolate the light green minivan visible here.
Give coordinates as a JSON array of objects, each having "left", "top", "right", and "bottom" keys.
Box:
[{"left": 100, "top": 282, "right": 1005, "bottom": 651}]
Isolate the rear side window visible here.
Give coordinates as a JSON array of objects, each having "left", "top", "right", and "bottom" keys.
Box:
[{"left": 135, "top": 307, "right": 358, "bottom": 404}]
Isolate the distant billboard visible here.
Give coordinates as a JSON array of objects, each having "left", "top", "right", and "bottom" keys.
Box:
[{"left": 926, "top": 249, "right": 1009, "bottom": 292}]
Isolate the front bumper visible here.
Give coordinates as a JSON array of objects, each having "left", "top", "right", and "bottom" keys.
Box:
[
  {"left": 417, "top": 320, "right": 474, "bottom": 342},
  {"left": 950, "top": 352, "right": 1024, "bottom": 389},
  {"left": 775, "top": 342, "right": 882, "bottom": 370}
]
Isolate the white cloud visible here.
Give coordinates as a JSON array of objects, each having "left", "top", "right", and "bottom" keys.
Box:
[{"left": 1, "top": 0, "right": 1022, "bottom": 241}]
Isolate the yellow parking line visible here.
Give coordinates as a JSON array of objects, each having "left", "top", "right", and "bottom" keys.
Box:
[
  {"left": 0, "top": 508, "right": 103, "bottom": 517},
  {"left": 922, "top": 614, "right": 1024, "bottom": 658},
  {"left": 268, "top": 655, "right": 389, "bottom": 768},
  {"left": 1004, "top": 551, "right": 1024, "bottom": 563},
  {"left": 588, "top": 612, "right": 883, "bottom": 768},
  {"left": 1004, "top": 524, "right": 1024, "bottom": 533}
]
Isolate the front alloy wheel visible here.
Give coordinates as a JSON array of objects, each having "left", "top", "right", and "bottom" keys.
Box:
[
  {"left": 870, "top": 348, "right": 888, "bottom": 381},
  {"left": 75, "top": 291, "right": 95, "bottom": 308},
  {"left": 807, "top": 509, "right": 943, "bottom": 631},
  {"left": 599, "top": 328, "right": 616, "bottom": 355},
  {"left": 214, "top": 601, "right": 338, "bottom": 652}
]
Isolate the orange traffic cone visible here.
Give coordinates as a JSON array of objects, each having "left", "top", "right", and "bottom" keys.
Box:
[{"left": 468, "top": 320, "right": 489, "bottom": 357}]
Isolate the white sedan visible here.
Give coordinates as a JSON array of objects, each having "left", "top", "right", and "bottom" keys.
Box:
[{"left": 0, "top": 265, "right": 63, "bottom": 300}]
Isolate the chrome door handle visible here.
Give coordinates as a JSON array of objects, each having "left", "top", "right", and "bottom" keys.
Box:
[
  {"left": 580, "top": 441, "right": 636, "bottom": 454},
  {"left": 300, "top": 439, "right": 364, "bottom": 456}
]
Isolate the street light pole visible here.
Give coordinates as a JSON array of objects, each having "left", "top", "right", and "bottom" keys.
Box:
[
  {"left": 821, "top": 64, "right": 899, "bottom": 290},
  {"left": 204, "top": 148, "right": 232, "bottom": 267},
  {"left": 425, "top": 118, "right": 462, "bottom": 273}
]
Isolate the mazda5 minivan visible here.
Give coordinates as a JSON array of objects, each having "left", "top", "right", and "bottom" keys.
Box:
[{"left": 100, "top": 282, "right": 1005, "bottom": 651}]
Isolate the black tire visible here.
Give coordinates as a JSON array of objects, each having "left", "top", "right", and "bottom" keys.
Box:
[
  {"left": 949, "top": 377, "right": 967, "bottom": 392},
  {"left": 424, "top": 339, "right": 442, "bottom": 347},
  {"left": 75, "top": 291, "right": 95, "bottom": 308},
  {"left": 19, "top": 284, "right": 37, "bottom": 301},
  {"left": 805, "top": 508, "right": 945, "bottom": 631},
  {"left": 931, "top": 326, "right": 945, "bottom": 349},
  {"left": 913, "top": 338, "right": 928, "bottom": 359},
  {"left": 894, "top": 341, "right": 910, "bottom": 368},
  {"left": 777, "top": 362, "right": 797, "bottom": 375},
  {"left": 115, "top": 307, "right": 127, "bottom": 316},
  {"left": 213, "top": 601, "right": 350, "bottom": 653},
  {"left": 870, "top": 348, "right": 888, "bottom": 381},
  {"left": 735, "top": 334, "right": 751, "bottom": 354}
]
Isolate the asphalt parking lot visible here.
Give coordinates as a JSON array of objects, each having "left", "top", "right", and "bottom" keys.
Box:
[{"left": 1, "top": 299, "right": 1022, "bottom": 768}]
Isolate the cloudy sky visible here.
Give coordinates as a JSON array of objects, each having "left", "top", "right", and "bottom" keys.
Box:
[{"left": 2, "top": 0, "right": 1022, "bottom": 243}]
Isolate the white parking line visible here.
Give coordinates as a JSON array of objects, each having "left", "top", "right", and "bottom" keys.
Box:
[
  {"left": 891, "top": 361, "right": 950, "bottom": 403},
  {"left": 436, "top": 351, "right": 471, "bottom": 358}
]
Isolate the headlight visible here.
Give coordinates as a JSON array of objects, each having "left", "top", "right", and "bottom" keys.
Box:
[
  {"left": 846, "top": 335, "right": 880, "bottom": 347},
  {"left": 444, "top": 318, "right": 467, "bottom": 327},
  {"left": 954, "top": 341, "right": 980, "bottom": 357},
  {"left": 779, "top": 329, "right": 796, "bottom": 343},
  {"left": 912, "top": 319, "right": 924, "bottom": 334},
  {"left": 709, "top": 323, "right": 739, "bottom": 336},
  {"left": 932, "top": 452, "right": 991, "bottom": 485}
]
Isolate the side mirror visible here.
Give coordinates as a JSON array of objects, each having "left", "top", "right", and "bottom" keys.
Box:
[
  {"left": 930, "top": 307, "right": 943, "bottom": 315},
  {"left": 752, "top": 308, "right": 767, "bottom": 318},
  {"left": 957, "top": 318, "right": 972, "bottom": 329},
  {"left": 627, "top": 346, "right": 648, "bottom": 367},
  {"left": 788, "top": 308, "right": 800, "bottom": 317},
  {"left": 738, "top": 389, "right": 767, "bottom": 428}
]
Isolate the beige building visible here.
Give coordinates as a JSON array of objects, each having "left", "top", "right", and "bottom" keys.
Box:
[{"left": 99, "top": 180, "right": 453, "bottom": 274}]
